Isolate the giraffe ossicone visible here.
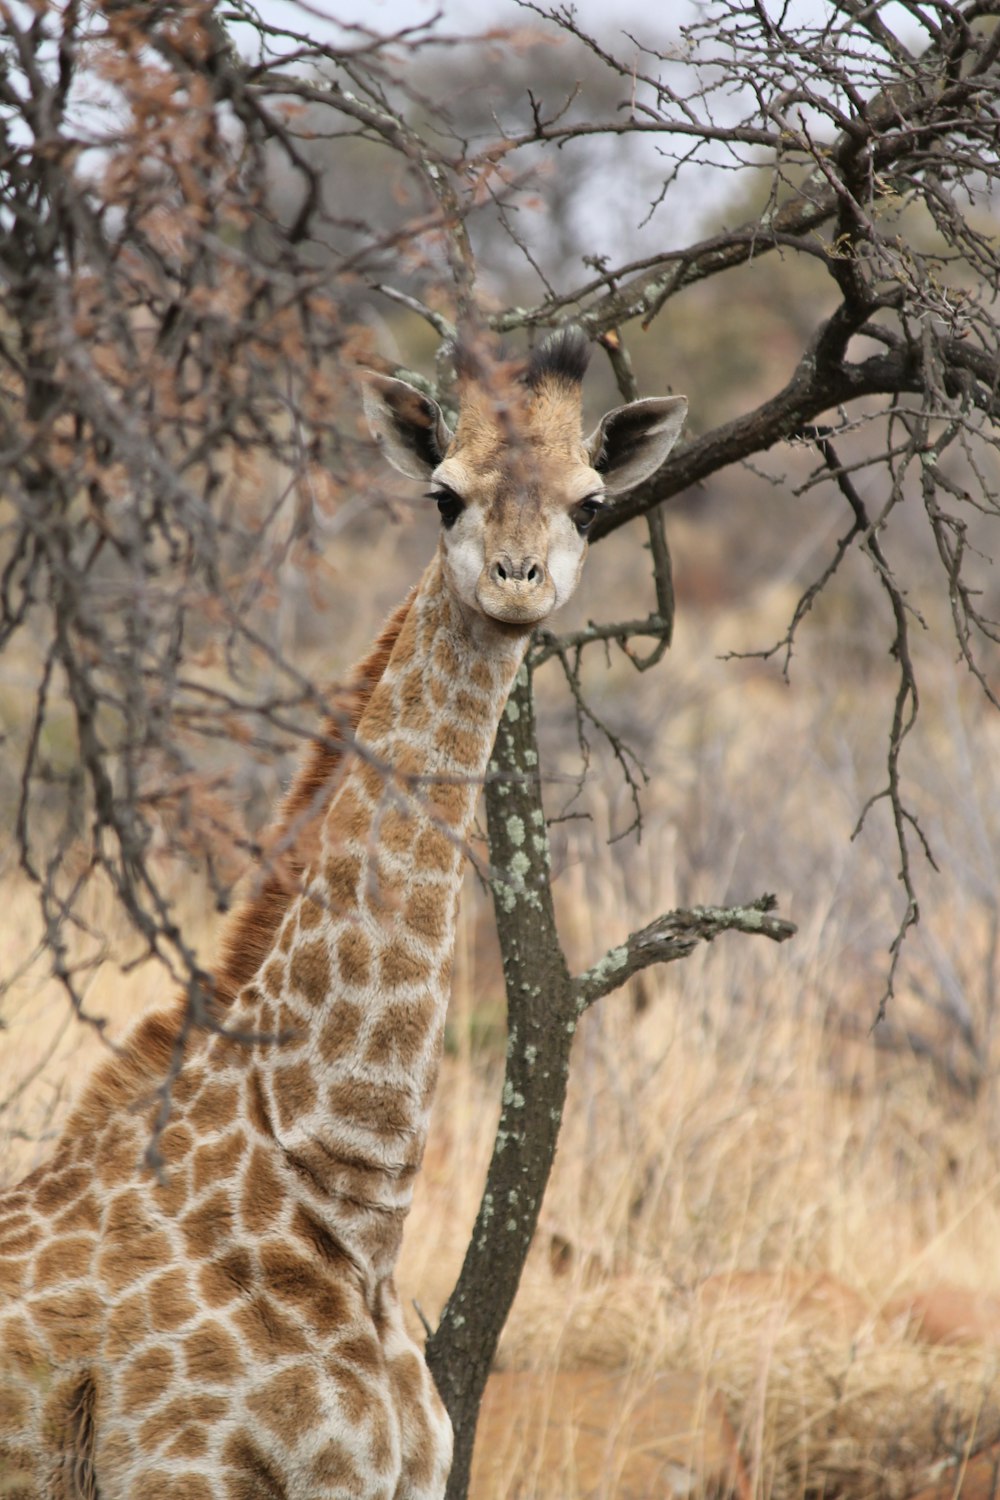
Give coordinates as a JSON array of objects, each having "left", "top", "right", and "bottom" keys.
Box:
[{"left": 0, "top": 330, "right": 686, "bottom": 1498}]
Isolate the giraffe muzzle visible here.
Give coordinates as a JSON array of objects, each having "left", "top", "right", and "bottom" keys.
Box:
[{"left": 478, "top": 553, "right": 555, "bottom": 624}]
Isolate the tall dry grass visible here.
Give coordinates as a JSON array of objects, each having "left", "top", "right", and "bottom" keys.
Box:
[{"left": 2, "top": 504, "right": 999, "bottom": 1498}]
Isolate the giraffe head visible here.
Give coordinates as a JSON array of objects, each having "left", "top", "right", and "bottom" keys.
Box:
[{"left": 362, "top": 330, "right": 687, "bottom": 629}]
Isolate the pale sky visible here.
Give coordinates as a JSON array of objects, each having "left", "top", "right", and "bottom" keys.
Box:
[
  {"left": 243, "top": 0, "right": 923, "bottom": 48},
  {"left": 241, "top": 0, "right": 687, "bottom": 48}
]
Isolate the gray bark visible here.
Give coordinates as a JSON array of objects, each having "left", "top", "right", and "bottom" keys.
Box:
[{"left": 425, "top": 664, "right": 795, "bottom": 1500}]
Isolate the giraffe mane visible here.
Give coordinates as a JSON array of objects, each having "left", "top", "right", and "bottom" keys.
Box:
[
  {"left": 60, "top": 588, "right": 417, "bottom": 1136},
  {"left": 211, "top": 585, "right": 417, "bottom": 1011}
]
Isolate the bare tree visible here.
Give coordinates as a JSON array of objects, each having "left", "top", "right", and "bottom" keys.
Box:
[{"left": 2, "top": 2, "right": 998, "bottom": 1496}]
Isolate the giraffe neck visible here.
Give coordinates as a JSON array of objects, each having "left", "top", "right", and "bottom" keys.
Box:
[
  {"left": 51, "top": 592, "right": 418, "bottom": 1148},
  {"left": 212, "top": 589, "right": 416, "bottom": 1013},
  {"left": 231, "top": 549, "right": 528, "bottom": 1280}
]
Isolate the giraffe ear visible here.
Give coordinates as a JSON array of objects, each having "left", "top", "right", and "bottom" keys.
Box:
[
  {"left": 361, "top": 373, "right": 453, "bottom": 481},
  {"left": 585, "top": 395, "right": 688, "bottom": 496}
]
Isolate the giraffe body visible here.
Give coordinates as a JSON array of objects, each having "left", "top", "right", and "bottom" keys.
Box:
[{"left": 0, "top": 333, "right": 686, "bottom": 1498}]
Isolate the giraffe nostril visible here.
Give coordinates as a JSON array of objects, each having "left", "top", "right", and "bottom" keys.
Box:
[{"left": 489, "top": 555, "right": 545, "bottom": 588}]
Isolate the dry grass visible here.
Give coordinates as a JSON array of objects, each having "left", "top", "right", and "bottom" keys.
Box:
[{"left": 2, "top": 507, "right": 999, "bottom": 1498}]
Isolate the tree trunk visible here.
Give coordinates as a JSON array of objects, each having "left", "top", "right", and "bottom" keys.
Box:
[
  {"left": 426, "top": 662, "right": 580, "bottom": 1500},
  {"left": 425, "top": 660, "right": 797, "bottom": 1499}
]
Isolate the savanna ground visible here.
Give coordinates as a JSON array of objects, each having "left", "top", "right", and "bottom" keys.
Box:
[{"left": 3, "top": 403, "right": 999, "bottom": 1500}]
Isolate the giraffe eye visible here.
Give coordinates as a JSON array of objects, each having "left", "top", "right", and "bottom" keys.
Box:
[
  {"left": 428, "top": 488, "right": 465, "bottom": 529},
  {"left": 572, "top": 496, "right": 605, "bottom": 535}
]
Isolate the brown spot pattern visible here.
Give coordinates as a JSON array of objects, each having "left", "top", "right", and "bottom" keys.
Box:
[
  {"left": 337, "top": 927, "right": 371, "bottom": 988},
  {"left": 120, "top": 1344, "right": 176, "bottom": 1415},
  {"left": 52, "top": 1190, "right": 102, "bottom": 1235},
  {"left": 157, "top": 1121, "right": 194, "bottom": 1165},
  {"left": 309, "top": 1443, "right": 364, "bottom": 1491},
  {"left": 242, "top": 1145, "right": 285, "bottom": 1234},
  {"left": 192, "top": 1129, "right": 246, "bottom": 1195},
  {"left": 414, "top": 825, "right": 457, "bottom": 874},
  {"left": 390, "top": 1348, "right": 424, "bottom": 1408},
  {"left": 180, "top": 1189, "right": 235, "bottom": 1258},
  {"left": 245, "top": 1364, "right": 323, "bottom": 1440},
  {"left": 138, "top": 1393, "right": 228, "bottom": 1452},
  {"left": 428, "top": 780, "right": 470, "bottom": 826},
  {"left": 1, "top": 1314, "right": 47, "bottom": 1377},
  {"left": 183, "top": 1321, "right": 245, "bottom": 1383},
  {"left": 0, "top": 1380, "right": 29, "bottom": 1437},
  {"left": 399, "top": 667, "right": 427, "bottom": 716},
  {"left": 261, "top": 957, "right": 286, "bottom": 997},
  {"left": 404, "top": 885, "right": 447, "bottom": 943},
  {"left": 379, "top": 807, "right": 412, "bottom": 855},
  {"left": 198, "top": 1248, "right": 253, "bottom": 1308},
  {"left": 323, "top": 851, "right": 360, "bottom": 912},
  {"left": 187, "top": 1081, "right": 239, "bottom": 1135},
  {"left": 0, "top": 1258, "right": 28, "bottom": 1299},
  {"left": 233, "top": 1295, "right": 308, "bottom": 1359},
  {"left": 380, "top": 937, "right": 430, "bottom": 989},
  {"left": 259, "top": 1243, "right": 351, "bottom": 1331},
  {"left": 164, "top": 1422, "right": 209, "bottom": 1458},
  {"left": 437, "top": 722, "right": 481, "bottom": 768},
  {"left": 105, "top": 1288, "right": 151, "bottom": 1357},
  {"left": 365, "top": 996, "right": 435, "bottom": 1070},
  {"left": 455, "top": 685, "right": 484, "bottom": 714},
  {"left": 273, "top": 1060, "right": 318, "bottom": 1132},
  {"left": 317, "top": 999, "right": 363, "bottom": 1064},
  {"left": 359, "top": 760, "right": 390, "bottom": 806},
  {"left": 433, "top": 638, "right": 459, "bottom": 677},
  {"left": 291, "top": 1205, "right": 353, "bottom": 1269},
  {"left": 326, "top": 1078, "right": 415, "bottom": 1139},
  {"left": 32, "top": 1168, "right": 89, "bottom": 1216},
  {"left": 288, "top": 939, "right": 331, "bottom": 1004},
  {"left": 147, "top": 1267, "right": 198, "bottom": 1332},
  {"left": 165, "top": 1425, "right": 210, "bottom": 1460},
  {"left": 358, "top": 690, "right": 394, "bottom": 745},
  {"left": 321, "top": 1364, "right": 368, "bottom": 1429},
  {"left": 222, "top": 1427, "right": 291, "bottom": 1500},
  {"left": 0, "top": 1227, "right": 37, "bottom": 1259},
  {"left": 298, "top": 894, "right": 324, "bottom": 930},
  {"left": 391, "top": 743, "right": 423, "bottom": 780},
  {"left": 151, "top": 1163, "right": 189, "bottom": 1219},
  {"left": 31, "top": 1284, "right": 101, "bottom": 1368},
  {"left": 398, "top": 705, "right": 431, "bottom": 740},
  {"left": 277, "top": 1000, "right": 306, "bottom": 1040},
  {"left": 328, "top": 786, "right": 368, "bottom": 843},
  {"left": 334, "top": 1329, "right": 382, "bottom": 1377}
]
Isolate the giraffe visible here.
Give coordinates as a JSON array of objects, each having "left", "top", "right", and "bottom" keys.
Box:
[{"left": 0, "top": 330, "right": 687, "bottom": 1499}]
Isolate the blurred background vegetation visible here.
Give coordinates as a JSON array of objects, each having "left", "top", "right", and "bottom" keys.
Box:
[{"left": 1, "top": 2, "right": 999, "bottom": 1495}]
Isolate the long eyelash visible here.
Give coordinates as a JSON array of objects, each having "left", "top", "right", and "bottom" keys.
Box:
[
  {"left": 428, "top": 487, "right": 465, "bottom": 529},
  {"left": 573, "top": 495, "right": 606, "bottom": 534}
]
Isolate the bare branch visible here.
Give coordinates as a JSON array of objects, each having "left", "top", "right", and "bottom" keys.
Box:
[{"left": 573, "top": 895, "right": 798, "bottom": 1010}]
